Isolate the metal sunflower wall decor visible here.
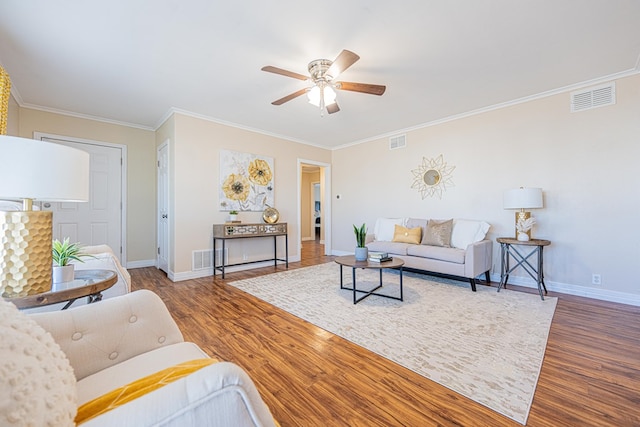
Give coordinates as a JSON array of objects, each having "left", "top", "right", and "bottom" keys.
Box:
[
  {"left": 219, "top": 149, "right": 274, "bottom": 211},
  {"left": 411, "top": 154, "right": 455, "bottom": 199}
]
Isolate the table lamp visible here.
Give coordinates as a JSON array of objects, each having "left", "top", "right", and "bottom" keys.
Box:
[
  {"left": 0, "top": 135, "right": 90, "bottom": 297},
  {"left": 503, "top": 187, "right": 543, "bottom": 239}
]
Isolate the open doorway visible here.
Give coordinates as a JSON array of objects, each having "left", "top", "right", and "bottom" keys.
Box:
[{"left": 298, "top": 160, "right": 331, "bottom": 257}]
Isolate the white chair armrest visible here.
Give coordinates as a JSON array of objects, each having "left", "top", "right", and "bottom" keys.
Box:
[{"left": 29, "top": 290, "right": 184, "bottom": 380}]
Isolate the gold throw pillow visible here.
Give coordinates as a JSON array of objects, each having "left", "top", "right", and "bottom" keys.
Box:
[
  {"left": 392, "top": 225, "right": 422, "bottom": 244},
  {"left": 423, "top": 219, "right": 453, "bottom": 247}
]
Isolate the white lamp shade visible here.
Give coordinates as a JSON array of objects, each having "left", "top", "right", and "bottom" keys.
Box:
[
  {"left": 503, "top": 187, "right": 543, "bottom": 210},
  {"left": 0, "top": 136, "right": 90, "bottom": 202}
]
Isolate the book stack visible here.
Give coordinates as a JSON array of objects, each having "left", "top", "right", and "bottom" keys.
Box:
[{"left": 368, "top": 251, "right": 392, "bottom": 263}]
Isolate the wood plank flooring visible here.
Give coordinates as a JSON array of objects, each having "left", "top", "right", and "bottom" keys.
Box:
[{"left": 130, "top": 241, "right": 640, "bottom": 426}]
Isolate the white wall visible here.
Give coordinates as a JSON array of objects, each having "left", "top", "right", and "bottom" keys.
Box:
[{"left": 331, "top": 73, "right": 640, "bottom": 304}]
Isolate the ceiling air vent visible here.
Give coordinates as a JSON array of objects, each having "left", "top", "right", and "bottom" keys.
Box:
[
  {"left": 389, "top": 134, "right": 406, "bottom": 150},
  {"left": 571, "top": 82, "right": 615, "bottom": 112}
]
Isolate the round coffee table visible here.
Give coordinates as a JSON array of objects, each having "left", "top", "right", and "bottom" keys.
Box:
[
  {"left": 335, "top": 255, "right": 405, "bottom": 304},
  {"left": 6, "top": 269, "right": 118, "bottom": 310}
]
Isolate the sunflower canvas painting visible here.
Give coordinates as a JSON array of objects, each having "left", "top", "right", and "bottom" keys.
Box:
[{"left": 219, "top": 150, "right": 274, "bottom": 211}]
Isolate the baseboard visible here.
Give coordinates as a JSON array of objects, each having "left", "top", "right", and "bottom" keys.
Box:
[
  {"left": 488, "top": 273, "right": 640, "bottom": 307},
  {"left": 171, "top": 255, "right": 302, "bottom": 282},
  {"left": 126, "top": 259, "right": 156, "bottom": 269}
]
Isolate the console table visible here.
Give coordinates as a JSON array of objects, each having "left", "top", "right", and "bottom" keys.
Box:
[
  {"left": 213, "top": 222, "right": 288, "bottom": 278},
  {"left": 496, "top": 237, "right": 550, "bottom": 300}
]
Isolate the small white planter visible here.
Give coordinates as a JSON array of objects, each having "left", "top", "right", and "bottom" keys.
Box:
[
  {"left": 354, "top": 247, "right": 368, "bottom": 261},
  {"left": 52, "top": 265, "right": 74, "bottom": 284}
]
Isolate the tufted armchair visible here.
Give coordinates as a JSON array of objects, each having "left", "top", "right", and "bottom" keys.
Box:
[{"left": 29, "top": 289, "right": 278, "bottom": 426}]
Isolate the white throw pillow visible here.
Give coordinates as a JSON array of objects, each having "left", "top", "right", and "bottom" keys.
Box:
[
  {"left": 450, "top": 219, "right": 490, "bottom": 249},
  {"left": 0, "top": 299, "right": 77, "bottom": 426},
  {"left": 373, "top": 218, "right": 405, "bottom": 242}
]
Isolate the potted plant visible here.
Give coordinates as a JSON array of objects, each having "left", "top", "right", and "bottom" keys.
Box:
[
  {"left": 229, "top": 210, "right": 239, "bottom": 222},
  {"left": 52, "top": 238, "right": 95, "bottom": 283},
  {"left": 353, "top": 223, "right": 368, "bottom": 261}
]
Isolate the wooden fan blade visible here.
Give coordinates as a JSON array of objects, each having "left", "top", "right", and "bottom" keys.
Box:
[
  {"left": 327, "top": 102, "right": 340, "bottom": 114},
  {"left": 336, "top": 81, "right": 386, "bottom": 96},
  {"left": 261, "top": 66, "right": 309, "bottom": 81},
  {"left": 327, "top": 50, "right": 360, "bottom": 79},
  {"left": 272, "top": 88, "right": 308, "bottom": 105}
]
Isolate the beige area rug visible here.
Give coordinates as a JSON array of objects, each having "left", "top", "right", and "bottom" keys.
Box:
[{"left": 229, "top": 263, "right": 557, "bottom": 424}]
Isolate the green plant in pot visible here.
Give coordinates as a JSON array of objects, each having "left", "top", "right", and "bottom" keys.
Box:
[
  {"left": 353, "top": 223, "right": 368, "bottom": 261},
  {"left": 52, "top": 238, "right": 95, "bottom": 284},
  {"left": 229, "top": 210, "right": 239, "bottom": 222}
]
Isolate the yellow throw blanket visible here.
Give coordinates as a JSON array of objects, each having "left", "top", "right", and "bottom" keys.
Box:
[{"left": 76, "top": 358, "right": 215, "bottom": 424}]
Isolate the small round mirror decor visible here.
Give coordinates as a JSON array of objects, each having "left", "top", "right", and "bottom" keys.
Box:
[
  {"left": 423, "top": 169, "right": 441, "bottom": 186},
  {"left": 262, "top": 206, "right": 280, "bottom": 223}
]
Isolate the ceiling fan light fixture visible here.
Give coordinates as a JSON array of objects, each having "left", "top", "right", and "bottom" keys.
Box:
[{"left": 307, "top": 85, "right": 337, "bottom": 107}]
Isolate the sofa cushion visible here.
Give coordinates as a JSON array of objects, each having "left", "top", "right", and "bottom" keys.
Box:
[
  {"left": 407, "top": 244, "right": 466, "bottom": 264},
  {"left": 405, "top": 218, "right": 429, "bottom": 244},
  {"left": 451, "top": 219, "right": 491, "bottom": 250},
  {"left": 392, "top": 225, "right": 422, "bottom": 244},
  {"left": 373, "top": 218, "right": 405, "bottom": 241},
  {"left": 367, "top": 240, "right": 411, "bottom": 256},
  {"left": 423, "top": 219, "right": 453, "bottom": 247}
]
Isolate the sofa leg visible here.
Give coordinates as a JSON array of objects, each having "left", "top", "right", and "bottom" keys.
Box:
[
  {"left": 485, "top": 271, "right": 490, "bottom": 284},
  {"left": 468, "top": 278, "right": 477, "bottom": 292}
]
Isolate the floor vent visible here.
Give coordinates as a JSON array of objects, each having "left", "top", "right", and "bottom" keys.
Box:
[
  {"left": 389, "top": 134, "right": 406, "bottom": 150},
  {"left": 571, "top": 82, "right": 615, "bottom": 112},
  {"left": 192, "top": 249, "right": 213, "bottom": 270}
]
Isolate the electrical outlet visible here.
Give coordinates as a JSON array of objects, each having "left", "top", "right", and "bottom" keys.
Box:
[{"left": 592, "top": 274, "right": 601, "bottom": 285}]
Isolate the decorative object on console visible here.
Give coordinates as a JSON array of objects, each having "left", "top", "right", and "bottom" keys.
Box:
[
  {"left": 262, "top": 205, "right": 279, "bottom": 223},
  {"left": 503, "top": 187, "right": 543, "bottom": 239},
  {"left": 411, "top": 154, "right": 455, "bottom": 199},
  {"left": 353, "top": 223, "right": 368, "bottom": 261},
  {"left": 52, "top": 238, "right": 95, "bottom": 284},
  {"left": 228, "top": 210, "right": 239, "bottom": 222},
  {"left": 0, "top": 136, "right": 90, "bottom": 298},
  {"left": 219, "top": 149, "right": 274, "bottom": 212},
  {"left": 516, "top": 217, "right": 536, "bottom": 241}
]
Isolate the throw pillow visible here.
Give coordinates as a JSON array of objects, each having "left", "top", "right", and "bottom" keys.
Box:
[
  {"left": 450, "top": 219, "right": 491, "bottom": 249},
  {"left": 423, "top": 219, "right": 453, "bottom": 247},
  {"left": 373, "top": 218, "right": 405, "bottom": 242},
  {"left": 392, "top": 225, "right": 422, "bottom": 244},
  {"left": 0, "top": 299, "right": 77, "bottom": 426}
]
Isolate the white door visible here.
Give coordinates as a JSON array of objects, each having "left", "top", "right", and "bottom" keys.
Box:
[
  {"left": 40, "top": 137, "right": 124, "bottom": 261},
  {"left": 157, "top": 142, "right": 169, "bottom": 272}
]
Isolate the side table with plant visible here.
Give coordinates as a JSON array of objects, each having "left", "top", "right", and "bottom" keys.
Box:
[{"left": 52, "top": 238, "right": 95, "bottom": 284}]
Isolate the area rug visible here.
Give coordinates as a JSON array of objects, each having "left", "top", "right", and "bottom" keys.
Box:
[{"left": 229, "top": 263, "right": 557, "bottom": 424}]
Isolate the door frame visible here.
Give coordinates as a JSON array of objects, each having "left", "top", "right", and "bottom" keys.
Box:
[
  {"left": 157, "top": 139, "right": 170, "bottom": 273},
  {"left": 297, "top": 159, "right": 331, "bottom": 256},
  {"left": 34, "top": 132, "right": 128, "bottom": 264}
]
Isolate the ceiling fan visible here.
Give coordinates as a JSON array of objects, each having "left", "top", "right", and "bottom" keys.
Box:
[{"left": 261, "top": 49, "right": 386, "bottom": 115}]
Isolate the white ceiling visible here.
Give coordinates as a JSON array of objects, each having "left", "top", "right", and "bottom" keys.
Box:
[{"left": 1, "top": 1, "right": 639, "bottom": 149}]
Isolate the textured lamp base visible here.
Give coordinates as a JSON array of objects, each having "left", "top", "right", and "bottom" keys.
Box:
[
  {"left": 515, "top": 211, "right": 532, "bottom": 240},
  {"left": 0, "top": 210, "right": 53, "bottom": 297}
]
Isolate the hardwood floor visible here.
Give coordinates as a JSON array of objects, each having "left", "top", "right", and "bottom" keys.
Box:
[{"left": 130, "top": 241, "right": 640, "bottom": 426}]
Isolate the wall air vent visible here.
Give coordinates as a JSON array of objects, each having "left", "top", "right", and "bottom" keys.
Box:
[
  {"left": 192, "top": 249, "right": 214, "bottom": 270},
  {"left": 570, "top": 82, "right": 615, "bottom": 112},
  {"left": 389, "top": 134, "right": 406, "bottom": 150}
]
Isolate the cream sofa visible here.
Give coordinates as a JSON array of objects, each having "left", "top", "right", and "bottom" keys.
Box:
[
  {"left": 28, "top": 289, "right": 278, "bottom": 426},
  {"left": 366, "top": 217, "right": 492, "bottom": 291}
]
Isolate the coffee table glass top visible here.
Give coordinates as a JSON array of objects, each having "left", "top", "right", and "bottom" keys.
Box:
[
  {"left": 334, "top": 255, "right": 405, "bottom": 269},
  {"left": 6, "top": 269, "right": 117, "bottom": 309}
]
